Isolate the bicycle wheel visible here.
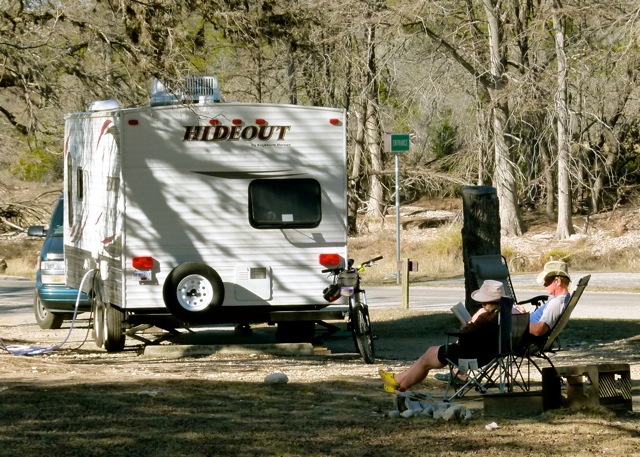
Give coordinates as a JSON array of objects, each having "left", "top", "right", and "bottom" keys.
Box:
[{"left": 350, "top": 293, "right": 375, "bottom": 364}]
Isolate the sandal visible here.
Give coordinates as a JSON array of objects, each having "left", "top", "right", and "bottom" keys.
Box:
[
  {"left": 383, "top": 383, "right": 406, "bottom": 394},
  {"left": 378, "top": 369, "right": 399, "bottom": 389}
]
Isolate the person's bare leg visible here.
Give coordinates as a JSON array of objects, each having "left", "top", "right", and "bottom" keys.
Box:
[{"left": 394, "top": 346, "right": 445, "bottom": 390}]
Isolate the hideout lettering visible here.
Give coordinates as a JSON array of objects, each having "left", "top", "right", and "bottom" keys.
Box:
[{"left": 183, "top": 125, "right": 291, "bottom": 142}]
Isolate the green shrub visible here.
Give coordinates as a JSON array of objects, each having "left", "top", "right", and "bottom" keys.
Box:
[
  {"left": 9, "top": 147, "right": 61, "bottom": 181},
  {"left": 424, "top": 224, "right": 462, "bottom": 257},
  {"left": 541, "top": 249, "right": 571, "bottom": 265}
]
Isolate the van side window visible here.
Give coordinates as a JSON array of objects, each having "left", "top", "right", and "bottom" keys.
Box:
[
  {"left": 248, "top": 179, "right": 322, "bottom": 229},
  {"left": 50, "top": 198, "right": 64, "bottom": 236}
]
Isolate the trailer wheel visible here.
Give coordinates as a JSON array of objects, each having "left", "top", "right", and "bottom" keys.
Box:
[
  {"left": 103, "top": 304, "right": 125, "bottom": 352},
  {"left": 92, "top": 298, "right": 105, "bottom": 348},
  {"left": 163, "top": 262, "right": 225, "bottom": 323}
]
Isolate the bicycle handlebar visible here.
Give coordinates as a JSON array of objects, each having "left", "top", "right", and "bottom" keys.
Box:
[
  {"left": 321, "top": 255, "right": 383, "bottom": 274},
  {"left": 360, "top": 255, "right": 383, "bottom": 267}
]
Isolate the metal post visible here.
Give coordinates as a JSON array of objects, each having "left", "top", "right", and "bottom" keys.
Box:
[
  {"left": 384, "top": 133, "right": 409, "bottom": 285},
  {"left": 401, "top": 259, "right": 410, "bottom": 308},
  {"left": 395, "top": 153, "right": 401, "bottom": 284}
]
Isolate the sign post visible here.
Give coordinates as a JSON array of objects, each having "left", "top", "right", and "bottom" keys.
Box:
[{"left": 383, "top": 134, "right": 411, "bottom": 284}]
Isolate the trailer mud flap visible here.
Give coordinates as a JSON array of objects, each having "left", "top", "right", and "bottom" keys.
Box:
[{"left": 162, "top": 262, "right": 225, "bottom": 323}]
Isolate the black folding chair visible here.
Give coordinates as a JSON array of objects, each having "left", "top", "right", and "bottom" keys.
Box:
[
  {"left": 443, "top": 296, "right": 524, "bottom": 401},
  {"left": 468, "top": 254, "right": 547, "bottom": 309}
]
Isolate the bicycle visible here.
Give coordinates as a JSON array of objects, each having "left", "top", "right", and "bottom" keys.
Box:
[{"left": 322, "top": 255, "right": 382, "bottom": 364}]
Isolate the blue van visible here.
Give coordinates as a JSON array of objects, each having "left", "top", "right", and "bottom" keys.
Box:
[{"left": 27, "top": 195, "right": 91, "bottom": 329}]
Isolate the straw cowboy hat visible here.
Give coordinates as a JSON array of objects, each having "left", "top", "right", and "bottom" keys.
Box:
[
  {"left": 471, "top": 279, "right": 505, "bottom": 303},
  {"left": 536, "top": 260, "right": 571, "bottom": 285}
]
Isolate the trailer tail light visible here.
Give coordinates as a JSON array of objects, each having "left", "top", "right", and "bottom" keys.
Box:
[
  {"left": 132, "top": 256, "right": 154, "bottom": 282},
  {"left": 319, "top": 253, "right": 341, "bottom": 267},
  {"left": 128, "top": 119, "right": 139, "bottom": 126},
  {"left": 329, "top": 118, "right": 341, "bottom": 125},
  {"left": 132, "top": 256, "right": 154, "bottom": 270},
  {"left": 209, "top": 119, "right": 219, "bottom": 125},
  {"left": 255, "top": 119, "right": 266, "bottom": 125},
  {"left": 232, "top": 119, "right": 243, "bottom": 125}
]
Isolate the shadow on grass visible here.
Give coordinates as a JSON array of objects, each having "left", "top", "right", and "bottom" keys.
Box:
[
  {"left": 1, "top": 376, "right": 639, "bottom": 457},
  {"left": 1, "top": 312, "right": 639, "bottom": 456}
]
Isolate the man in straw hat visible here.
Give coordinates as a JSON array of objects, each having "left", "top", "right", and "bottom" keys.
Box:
[
  {"left": 514, "top": 260, "right": 571, "bottom": 337},
  {"left": 378, "top": 280, "right": 505, "bottom": 393}
]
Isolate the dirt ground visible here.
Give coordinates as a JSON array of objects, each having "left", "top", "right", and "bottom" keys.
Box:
[{"left": 1, "top": 306, "right": 639, "bottom": 456}]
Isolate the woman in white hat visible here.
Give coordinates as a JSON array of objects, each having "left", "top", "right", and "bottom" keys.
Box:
[{"left": 378, "top": 279, "right": 505, "bottom": 393}]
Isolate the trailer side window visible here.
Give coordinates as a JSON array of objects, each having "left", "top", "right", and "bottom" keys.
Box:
[
  {"left": 76, "top": 167, "right": 84, "bottom": 201},
  {"left": 66, "top": 160, "right": 73, "bottom": 227},
  {"left": 249, "top": 178, "right": 321, "bottom": 229}
]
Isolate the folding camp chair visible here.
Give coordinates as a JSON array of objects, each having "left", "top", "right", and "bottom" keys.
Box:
[
  {"left": 443, "top": 296, "right": 527, "bottom": 401},
  {"left": 511, "top": 274, "right": 591, "bottom": 387},
  {"left": 468, "top": 254, "right": 547, "bottom": 309}
]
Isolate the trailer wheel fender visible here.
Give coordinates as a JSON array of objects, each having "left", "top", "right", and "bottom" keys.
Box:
[{"left": 163, "top": 262, "right": 225, "bottom": 323}]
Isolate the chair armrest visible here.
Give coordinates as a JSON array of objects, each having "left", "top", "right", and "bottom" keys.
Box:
[
  {"left": 517, "top": 294, "right": 548, "bottom": 309},
  {"left": 444, "top": 330, "right": 463, "bottom": 344}
]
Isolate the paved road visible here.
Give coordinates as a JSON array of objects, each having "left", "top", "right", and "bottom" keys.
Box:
[
  {"left": 1, "top": 273, "right": 639, "bottom": 321},
  {"left": 366, "top": 272, "right": 640, "bottom": 320},
  {"left": 0, "top": 277, "right": 34, "bottom": 323}
]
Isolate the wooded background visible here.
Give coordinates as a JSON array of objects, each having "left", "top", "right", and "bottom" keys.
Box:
[{"left": 2, "top": 0, "right": 639, "bottom": 238}]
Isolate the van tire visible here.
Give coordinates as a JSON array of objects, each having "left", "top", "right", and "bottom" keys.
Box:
[
  {"left": 33, "top": 292, "right": 64, "bottom": 330},
  {"left": 163, "top": 262, "right": 225, "bottom": 323}
]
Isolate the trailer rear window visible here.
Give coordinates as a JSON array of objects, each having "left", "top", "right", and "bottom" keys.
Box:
[{"left": 249, "top": 179, "right": 321, "bottom": 229}]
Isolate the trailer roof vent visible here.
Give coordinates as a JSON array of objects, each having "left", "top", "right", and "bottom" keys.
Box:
[
  {"left": 150, "top": 76, "right": 221, "bottom": 107},
  {"left": 185, "top": 76, "right": 221, "bottom": 103},
  {"left": 87, "top": 99, "right": 120, "bottom": 112}
]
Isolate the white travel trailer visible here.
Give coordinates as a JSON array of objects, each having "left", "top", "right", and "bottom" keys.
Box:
[{"left": 64, "top": 77, "right": 351, "bottom": 352}]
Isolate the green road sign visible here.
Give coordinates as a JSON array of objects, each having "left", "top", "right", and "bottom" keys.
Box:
[{"left": 384, "top": 134, "right": 410, "bottom": 153}]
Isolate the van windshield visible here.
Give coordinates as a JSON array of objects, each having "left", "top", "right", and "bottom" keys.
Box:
[{"left": 50, "top": 199, "right": 64, "bottom": 237}]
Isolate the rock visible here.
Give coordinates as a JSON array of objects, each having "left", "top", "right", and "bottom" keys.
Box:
[
  {"left": 264, "top": 372, "right": 289, "bottom": 384},
  {"left": 485, "top": 421, "right": 500, "bottom": 431}
]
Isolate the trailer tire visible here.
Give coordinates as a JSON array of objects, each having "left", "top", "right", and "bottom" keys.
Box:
[
  {"left": 103, "top": 304, "right": 125, "bottom": 353},
  {"left": 92, "top": 299, "right": 105, "bottom": 348},
  {"left": 163, "top": 262, "right": 225, "bottom": 323}
]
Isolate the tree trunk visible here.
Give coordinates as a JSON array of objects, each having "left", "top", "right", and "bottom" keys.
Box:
[
  {"left": 348, "top": 105, "right": 366, "bottom": 234},
  {"left": 475, "top": 99, "right": 491, "bottom": 186},
  {"left": 365, "top": 97, "right": 385, "bottom": 220},
  {"left": 363, "top": 21, "right": 384, "bottom": 221},
  {"left": 553, "top": 0, "right": 574, "bottom": 240},
  {"left": 540, "top": 140, "right": 555, "bottom": 221},
  {"left": 483, "top": 0, "right": 523, "bottom": 236},
  {"left": 287, "top": 41, "right": 297, "bottom": 105}
]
